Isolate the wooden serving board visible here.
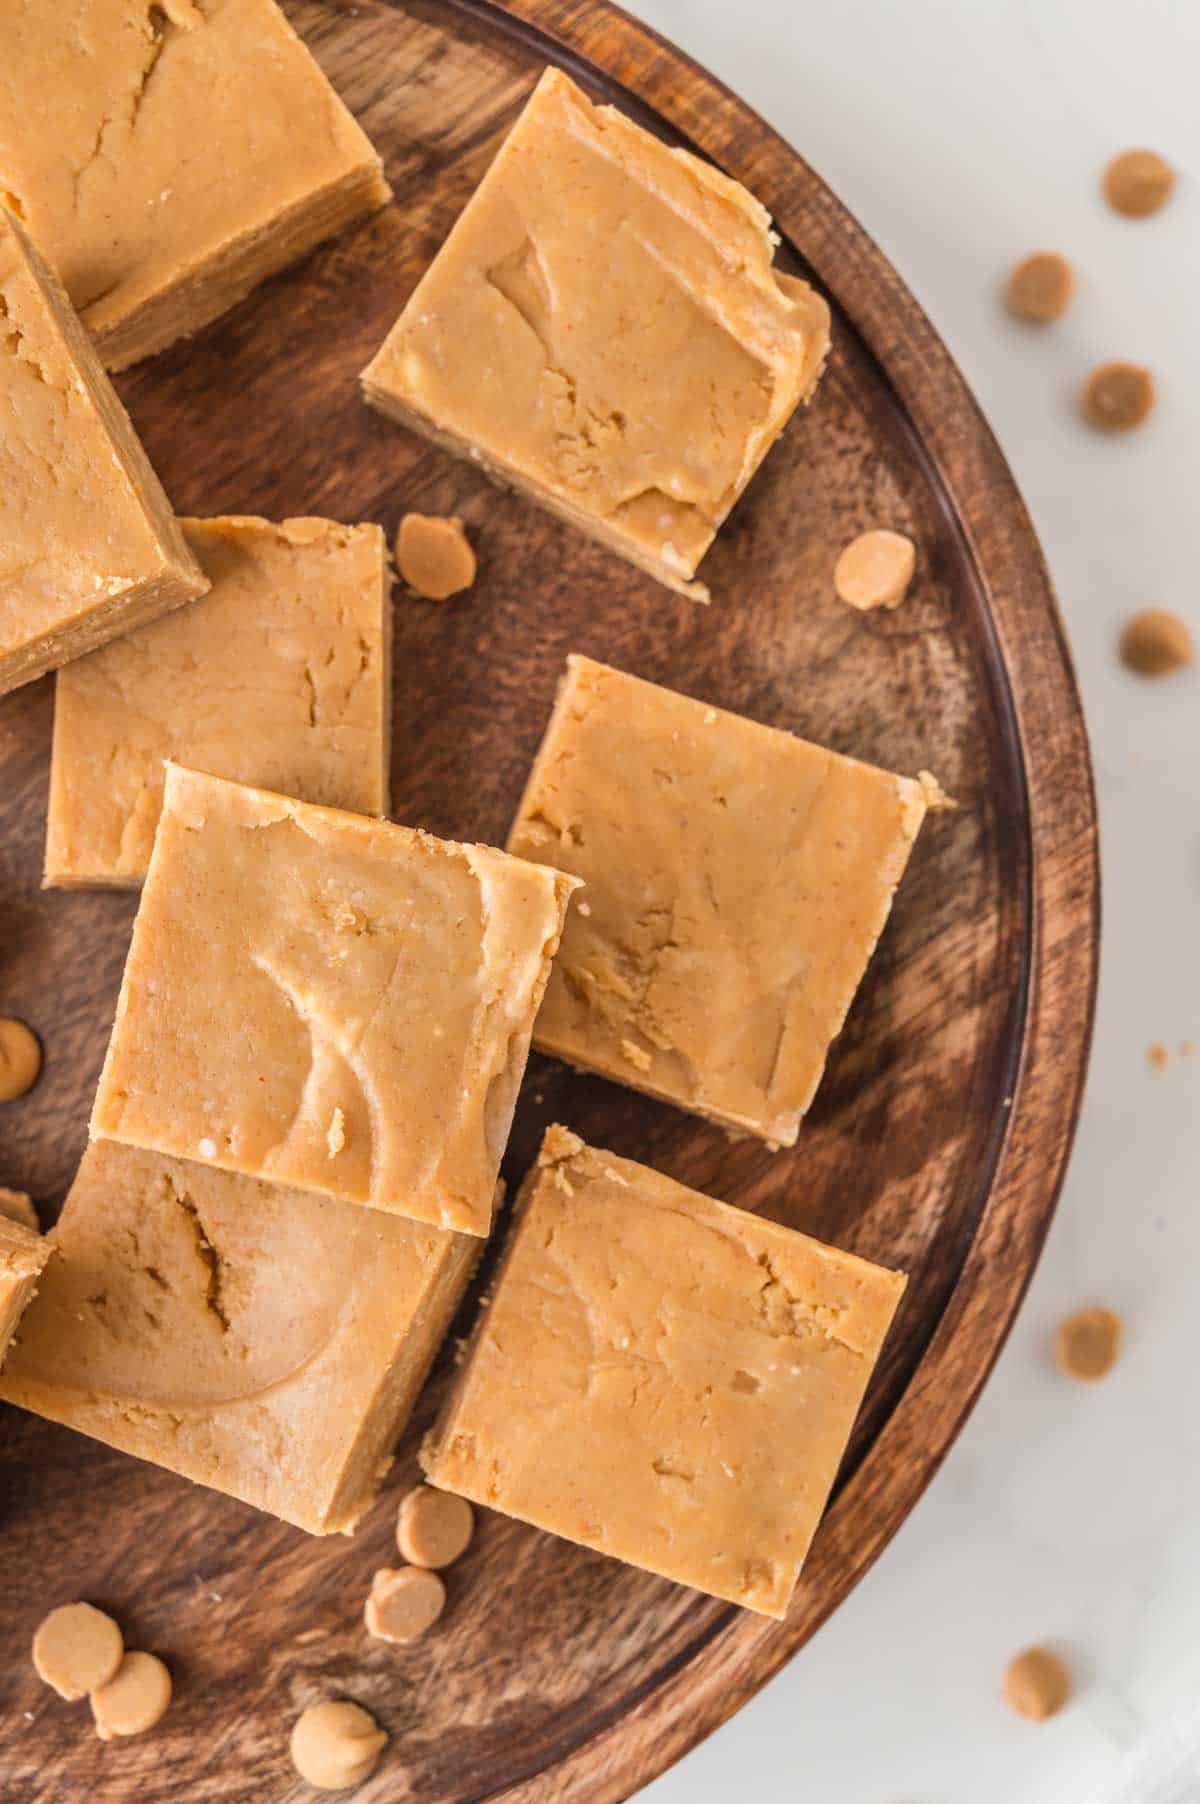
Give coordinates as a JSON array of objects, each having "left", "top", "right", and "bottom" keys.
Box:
[{"left": 0, "top": 2, "right": 1099, "bottom": 1798}]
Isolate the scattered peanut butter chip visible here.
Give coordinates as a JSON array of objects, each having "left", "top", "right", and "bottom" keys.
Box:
[
  {"left": 397, "top": 1486, "right": 474, "bottom": 1569},
  {"left": 364, "top": 1566, "right": 445, "bottom": 1642},
  {"left": 33, "top": 1602, "right": 123, "bottom": 1701},
  {"left": 395, "top": 513, "right": 476, "bottom": 600},
  {"left": 1003, "top": 1646, "right": 1072, "bottom": 1720},
  {"left": 290, "top": 1699, "right": 387, "bottom": 1791},
  {"left": 1005, "top": 252, "right": 1074, "bottom": 323},
  {"left": 1082, "top": 361, "right": 1155, "bottom": 432},
  {"left": 0, "top": 1186, "right": 38, "bottom": 1232},
  {"left": 1055, "top": 1306, "right": 1123, "bottom": 1381},
  {"left": 1104, "top": 148, "right": 1175, "bottom": 218},
  {"left": 1147, "top": 1041, "right": 1171, "bottom": 1073},
  {"left": 0, "top": 1018, "right": 41, "bottom": 1102},
  {"left": 90, "top": 1651, "right": 171, "bottom": 1740},
  {"left": 834, "top": 529, "right": 916, "bottom": 611},
  {"left": 1119, "top": 608, "right": 1194, "bottom": 677}
]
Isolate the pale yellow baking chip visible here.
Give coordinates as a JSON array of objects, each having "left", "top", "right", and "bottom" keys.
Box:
[
  {"left": 363, "top": 1566, "right": 445, "bottom": 1642},
  {"left": 91, "top": 1651, "right": 172, "bottom": 1739},
  {"left": 396, "top": 515, "right": 477, "bottom": 601},
  {"left": 33, "top": 1602, "right": 123, "bottom": 1701},
  {"left": 290, "top": 1699, "right": 387, "bottom": 1791},
  {"left": 1002, "top": 1647, "right": 1072, "bottom": 1721},
  {"left": 397, "top": 1486, "right": 474, "bottom": 1569}
]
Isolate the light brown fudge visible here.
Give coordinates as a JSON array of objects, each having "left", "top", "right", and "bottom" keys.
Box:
[
  {"left": 0, "top": 1141, "right": 477, "bottom": 1532},
  {"left": 0, "top": 1214, "right": 51, "bottom": 1372},
  {"left": 1, "top": 0, "right": 391, "bottom": 372},
  {"left": 361, "top": 67, "right": 829, "bottom": 601},
  {"left": 423, "top": 1127, "right": 905, "bottom": 1617},
  {"left": 508, "top": 657, "right": 932, "bottom": 1144},
  {"left": 92, "top": 765, "right": 578, "bottom": 1235},
  {"left": 0, "top": 210, "right": 206, "bottom": 696},
  {"left": 46, "top": 515, "right": 392, "bottom": 887}
]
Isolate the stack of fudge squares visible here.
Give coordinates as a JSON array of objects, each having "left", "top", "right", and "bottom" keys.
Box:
[{"left": 0, "top": 12, "right": 937, "bottom": 1621}]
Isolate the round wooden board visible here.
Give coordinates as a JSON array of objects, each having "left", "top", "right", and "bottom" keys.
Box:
[{"left": 0, "top": 1, "right": 1099, "bottom": 1798}]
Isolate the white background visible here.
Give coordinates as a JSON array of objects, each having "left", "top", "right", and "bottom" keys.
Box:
[{"left": 631, "top": 2, "right": 1200, "bottom": 1800}]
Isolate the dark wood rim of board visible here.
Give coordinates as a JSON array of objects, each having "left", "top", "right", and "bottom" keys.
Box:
[{"left": 439, "top": 1, "right": 1102, "bottom": 1798}]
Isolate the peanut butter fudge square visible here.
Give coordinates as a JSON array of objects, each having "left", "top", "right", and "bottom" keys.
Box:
[
  {"left": 0, "top": 1142, "right": 477, "bottom": 1532},
  {"left": 46, "top": 516, "right": 391, "bottom": 887},
  {"left": 0, "top": 210, "right": 206, "bottom": 696},
  {"left": 423, "top": 1128, "right": 905, "bottom": 1617},
  {"left": 92, "top": 765, "right": 578, "bottom": 1235},
  {"left": 1, "top": 0, "right": 391, "bottom": 371},
  {"left": 508, "top": 657, "right": 933, "bottom": 1145},
  {"left": 361, "top": 67, "right": 829, "bottom": 601},
  {"left": 0, "top": 1214, "right": 51, "bottom": 1373}
]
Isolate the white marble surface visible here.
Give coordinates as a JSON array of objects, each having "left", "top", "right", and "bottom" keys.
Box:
[{"left": 630, "top": 2, "right": 1200, "bottom": 1799}]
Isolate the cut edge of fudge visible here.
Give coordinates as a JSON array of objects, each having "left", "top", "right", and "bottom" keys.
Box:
[
  {"left": 360, "top": 66, "right": 831, "bottom": 603},
  {"left": 0, "top": 1146, "right": 484, "bottom": 1535},
  {"left": 508, "top": 655, "right": 931, "bottom": 1146},
  {"left": 0, "top": 209, "right": 208, "bottom": 695},
  {"left": 318, "top": 1230, "right": 480, "bottom": 1533},
  {"left": 0, "top": 1214, "right": 52, "bottom": 1373},
  {"left": 357, "top": 382, "right": 715, "bottom": 602},
  {"left": 422, "top": 1125, "right": 907, "bottom": 1617},
  {"left": 42, "top": 514, "right": 393, "bottom": 890},
  {"left": 95, "top": 159, "right": 392, "bottom": 373}
]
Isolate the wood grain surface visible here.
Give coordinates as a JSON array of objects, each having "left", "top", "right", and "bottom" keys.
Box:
[{"left": 0, "top": 1, "right": 1099, "bottom": 1799}]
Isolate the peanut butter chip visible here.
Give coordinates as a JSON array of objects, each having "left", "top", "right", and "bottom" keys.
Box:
[
  {"left": 290, "top": 1700, "right": 387, "bottom": 1791},
  {"left": 1147, "top": 1040, "right": 1171, "bottom": 1073},
  {"left": 834, "top": 529, "right": 916, "bottom": 611},
  {"left": 397, "top": 1486, "right": 474, "bottom": 1569},
  {"left": 1119, "top": 609, "right": 1194, "bottom": 677},
  {"left": 1055, "top": 1306, "right": 1122, "bottom": 1381},
  {"left": 1082, "top": 362, "right": 1155, "bottom": 432},
  {"left": 1006, "top": 252, "right": 1074, "bottom": 323},
  {"left": 33, "top": 1602, "right": 123, "bottom": 1700},
  {"left": 364, "top": 1566, "right": 445, "bottom": 1642},
  {"left": 0, "top": 1186, "right": 38, "bottom": 1231},
  {"left": 1104, "top": 148, "right": 1176, "bottom": 218},
  {"left": 1003, "top": 1647, "right": 1072, "bottom": 1721},
  {"left": 395, "top": 514, "right": 476, "bottom": 600},
  {"left": 0, "top": 1018, "right": 41, "bottom": 1102},
  {"left": 90, "top": 1651, "right": 172, "bottom": 1740}
]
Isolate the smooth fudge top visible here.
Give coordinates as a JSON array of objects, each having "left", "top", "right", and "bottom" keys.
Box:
[
  {"left": 91, "top": 764, "right": 579, "bottom": 1235},
  {"left": 46, "top": 515, "right": 392, "bottom": 886},
  {"left": 423, "top": 1127, "right": 906, "bottom": 1618},
  {"left": 0, "top": 209, "right": 204, "bottom": 685},
  {"left": 0, "top": 1141, "right": 476, "bottom": 1532},
  {"left": 0, "top": 0, "right": 388, "bottom": 363},
  {"left": 362, "top": 67, "right": 830, "bottom": 594},
  {"left": 508, "top": 656, "right": 931, "bottom": 1144}
]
